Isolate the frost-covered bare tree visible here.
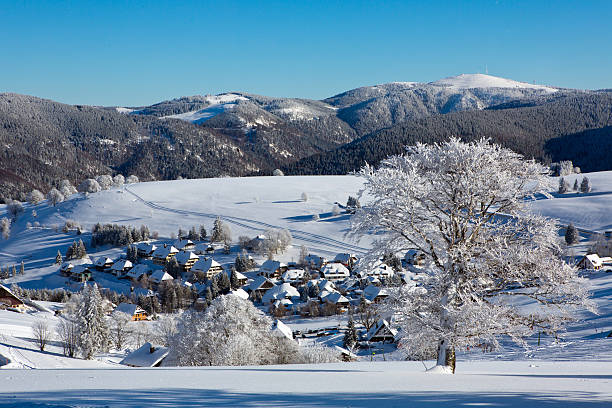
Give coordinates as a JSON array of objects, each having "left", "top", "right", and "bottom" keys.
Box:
[
  {"left": 125, "top": 175, "right": 139, "bottom": 184},
  {"left": 350, "top": 138, "right": 594, "bottom": 373},
  {"left": 32, "top": 320, "right": 52, "bottom": 351},
  {"left": 47, "top": 188, "right": 64, "bottom": 206},
  {"left": 112, "top": 174, "right": 125, "bottom": 187},
  {"left": 1, "top": 217, "right": 10, "bottom": 240},
  {"left": 27, "top": 189, "right": 44, "bottom": 205},
  {"left": 77, "top": 179, "right": 102, "bottom": 194},
  {"left": 110, "top": 311, "right": 132, "bottom": 350},
  {"left": 95, "top": 175, "right": 113, "bottom": 190}
]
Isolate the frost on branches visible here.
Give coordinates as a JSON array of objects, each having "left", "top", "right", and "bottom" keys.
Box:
[
  {"left": 75, "top": 283, "right": 110, "bottom": 359},
  {"left": 351, "top": 138, "right": 594, "bottom": 373}
]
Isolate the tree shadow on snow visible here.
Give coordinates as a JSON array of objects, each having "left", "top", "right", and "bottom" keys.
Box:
[{"left": 1, "top": 388, "right": 610, "bottom": 408}]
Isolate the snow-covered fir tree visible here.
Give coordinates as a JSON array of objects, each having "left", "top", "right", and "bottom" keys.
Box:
[
  {"left": 350, "top": 138, "right": 594, "bottom": 373},
  {"left": 580, "top": 176, "right": 591, "bottom": 193},
  {"left": 558, "top": 177, "right": 570, "bottom": 194},
  {"left": 76, "top": 283, "right": 110, "bottom": 359}
]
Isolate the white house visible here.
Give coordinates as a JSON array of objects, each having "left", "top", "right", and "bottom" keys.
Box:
[
  {"left": 191, "top": 257, "right": 223, "bottom": 280},
  {"left": 281, "top": 268, "right": 306, "bottom": 285},
  {"left": 578, "top": 253, "right": 612, "bottom": 270},
  {"left": 259, "top": 260, "right": 287, "bottom": 279},
  {"left": 111, "top": 259, "right": 133, "bottom": 277},
  {"left": 320, "top": 263, "right": 350, "bottom": 282},
  {"left": 262, "top": 283, "right": 300, "bottom": 304}
]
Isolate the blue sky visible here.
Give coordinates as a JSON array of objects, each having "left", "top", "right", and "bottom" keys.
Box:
[{"left": 1, "top": 0, "right": 611, "bottom": 106}]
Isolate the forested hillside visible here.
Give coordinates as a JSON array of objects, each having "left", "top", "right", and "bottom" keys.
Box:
[{"left": 282, "top": 93, "right": 612, "bottom": 175}]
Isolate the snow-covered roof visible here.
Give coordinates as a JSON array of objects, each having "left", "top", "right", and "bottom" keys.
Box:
[
  {"left": 334, "top": 345, "right": 358, "bottom": 359},
  {"left": 114, "top": 302, "right": 146, "bottom": 316},
  {"left": 320, "top": 263, "right": 350, "bottom": 279},
  {"left": 304, "top": 254, "right": 327, "bottom": 268},
  {"left": 193, "top": 242, "right": 213, "bottom": 254},
  {"left": 111, "top": 259, "right": 133, "bottom": 271},
  {"left": 94, "top": 256, "right": 113, "bottom": 267},
  {"left": 119, "top": 342, "right": 169, "bottom": 367},
  {"left": 260, "top": 260, "right": 286, "bottom": 274},
  {"left": 174, "top": 251, "right": 199, "bottom": 265},
  {"left": 152, "top": 246, "right": 179, "bottom": 258},
  {"left": 334, "top": 253, "right": 356, "bottom": 263},
  {"left": 322, "top": 291, "right": 349, "bottom": 305},
  {"left": 271, "top": 319, "right": 293, "bottom": 340},
  {"left": 191, "top": 257, "right": 222, "bottom": 273},
  {"left": 150, "top": 270, "right": 173, "bottom": 284},
  {"left": 136, "top": 242, "right": 157, "bottom": 253},
  {"left": 245, "top": 276, "right": 274, "bottom": 291},
  {"left": 133, "top": 288, "right": 156, "bottom": 297},
  {"left": 71, "top": 264, "right": 91, "bottom": 274},
  {"left": 126, "top": 264, "right": 151, "bottom": 279},
  {"left": 356, "top": 262, "right": 394, "bottom": 278},
  {"left": 364, "top": 319, "right": 398, "bottom": 342},
  {"left": 281, "top": 269, "right": 305, "bottom": 282},
  {"left": 174, "top": 238, "right": 195, "bottom": 250},
  {"left": 363, "top": 285, "right": 388, "bottom": 302},
  {"left": 262, "top": 283, "right": 300, "bottom": 304}
]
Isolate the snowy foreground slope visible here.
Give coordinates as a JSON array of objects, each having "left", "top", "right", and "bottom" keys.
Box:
[{"left": 1, "top": 361, "right": 611, "bottom": 407}]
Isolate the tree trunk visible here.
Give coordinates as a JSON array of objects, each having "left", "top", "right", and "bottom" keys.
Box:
[{"left": 436, "top": 339, "right": 456, "bottom": 373}]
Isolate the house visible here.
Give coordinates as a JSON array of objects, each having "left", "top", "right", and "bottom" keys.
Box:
[
  {"left": 193, "top": 242, "right": 210, "bottom": 255},
  {"left": 126, "top": 264, "right": 151, "bottom": 281},
  {"left": 259, "top": 260, "right": 287, "bottom": 279},
  {"left": 136, "top": 242, "right": 157, "bottom": 259},
  {"left": 245, "top": 276, "right": 275, "bottom": 297},
  {"left": 174, "top": 251, "right": 200, "bottom": 271},
  {"left": 191, "top": 257, "right": 223, "bottom": 280},
  {"left": 577, "top": 253, "right": 612, "bottom": 270},
  {"left": 93, "top": 256, "right": 114, "bottom": 271},
  {"left": 59, "top": 262, "right": 74, "bottom": 277},
  {"left": 364, "top": 319, "right": 397, "bottom": 343},
  {"left": 303, "top": 254, "right": 327, "bottom": 269},
  {"left": 174, "top": 238, "right": 195, "bottom": 251},
  {"left": 282, "top": 268, "right": 306, "bottom": 285},
  {"left": 0, "top": 284, "right": 28, "bottom": 312},
  {"left": 363, "top": 284, "right": 388, "bottom": 303},
  {"left": 70, "top": 265, "right": 92, "bottom": 282},
  {"left": 120, "top": 342, "right": 168, "bottom": 367},
  {"left": 320, "top": 263, "right": 350, "bottom": 282},
  {"left": 150, "top": 270, "right": 174, "bottom": 286},
  {"left": 244, "top": 235, "right": 266, "bottom": 251},
  {"left": 152, "top": 245, "right": 179, "bottom": 265},
  {"left": 111, "top": 259, "right": 133, "bottom": 277},
  {"left": 262, "top": 283, "right": 300, "bottom": 304},
  {"left": 321, "top": 291, "right": 350, "bottom": 308},
  {"left": 229, "top": 269, "right": 248, "bottom": 286},
  {"left": 271, "top": 319, "right": 294, "bottom": 340},
  {"left": 404, "top": 249, "right": 426, "bottom": 266},
  {"left": 333, "top": 253, "right": 358, "bottom": 270},
  {"left": 114, "top": 302, "right": 148, "bottom": 321},
  {"left": 357, "top": 262, "right": 395, "bottom": 279}
]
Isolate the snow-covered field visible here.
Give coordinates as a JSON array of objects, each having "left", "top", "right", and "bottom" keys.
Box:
[
  {"left": 2, "top": 172, "right": 612, "bottom": 406},
  {"left": 2, "top": 360, "right": 611, "bottom": 407}
]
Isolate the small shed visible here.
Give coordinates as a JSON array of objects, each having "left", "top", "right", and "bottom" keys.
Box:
[{"left": 120, "top": 342, "right": 168, "bottom": 367}]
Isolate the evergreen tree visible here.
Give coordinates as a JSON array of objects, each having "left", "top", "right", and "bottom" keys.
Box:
[
  {"left": 217, "top": 271, "right": 231, "bottom": 295},
  {"left": 77, "top": 239, "right": 87, "bottom": 259},
  {"left": 573, "top": 179, "right": 579, "bottom": 191},
  {"left": 20, "top": 261, "right": 24, "bottom": 275},
  {"left": 230, "top": 267, "right": 239, "bottom": 289},
  {"left": 76, "top": 284, "right": 110, "bottom": 359},
  {"left": 210, "top": 277, "right": 219, "bottom": 299},
  {"left": 55, "top": 250, "right": 63, "bottom": 265},
  {"left": 565, "top": 224, "right": 580, "bottom": 245},
  {"left": 204, "top": 286, "right": 213, "bottom": 305},
  {"left": 199, "top": 225, "right": 207, "bottom": 240},
  {"left": 343, "top": 317, "right": 358, "bottom": 349},
  {"left": 580, "top": 177, "right": 591, "bottom": 193},
  {"left": 558, "top": 177, "right": 569, "bottom": 194},
  {"left": 178, "top": 228, "right": 185, "bottom": 240}
]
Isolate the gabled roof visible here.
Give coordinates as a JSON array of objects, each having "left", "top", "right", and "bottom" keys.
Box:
[
  {"left": 120, "top": 342, "right": 168, "bottom": 367},
  {"left": 260, "top": 260, "right": 286, "bottom": 273},
  {"left": 94, "top": 256, "right": 113, "bottom": 267},
  {"left": 364, "top": 319, "right": 397, "bottom": 342},
  {"left": 114, "top": 302, "right": 146, "bottom": 316},
  {"left": 111, "top": 259, "right": 133, "bottom": 271},
  {"left": 229, "top": 288, "right": 249, "bottom": 300},
  {"left": 271, "top": 319, "right": 293, "bottom": 340},
  {"left": 71, "top": 264, "right": 91, "bottom": 274},
  {"left": 282, "top": 269, "right": 305, "bottom": 282},
  {"left": 363, "top": 284, "right": 388, "bottom": 302},
  {"left": 136, "top": 242, "right": 157, "bottom": 252},
  {"left": 246, "top": 275, "right": 274, "bottom": 291},
  {"left": 152, "top": 246, "right": 179, "bottom": 258},
  {"left": 126, "top": 264, "right": 151, "bottom": 279},
  {"left": 322, "top": 291, "right": 349, "bottom": 304},
  {"left": 334, "top": 253, "right": 356, "bottom": 263},
  {"left": 174, "top": 239, "right": 195, "bottom": 250},
  {"left": 150, "top": 270, "right": 173, "bottom": 283},
  {"left": 0, "top": 284, "right": 25, "bottom": 307},
  {"left": 191, "top": 257, "right": 222, "bottom": 273},
  {"left": 321, "top": 262, "right": 350, "bottom": 277},
  {"left": 262, "top": 283, "right": 300, "bottom": 304},
  {"left": 174, "top": 251, "right": 199, "bottom": 265}
]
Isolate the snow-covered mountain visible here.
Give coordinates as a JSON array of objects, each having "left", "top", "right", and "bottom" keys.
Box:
[{"left": 430, "top": 73, "right": 557, "bottom": 91}]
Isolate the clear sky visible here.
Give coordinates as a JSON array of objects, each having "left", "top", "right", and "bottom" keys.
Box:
[{"left": 1, "top": 0, "right": 611, "bottom": 106}]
